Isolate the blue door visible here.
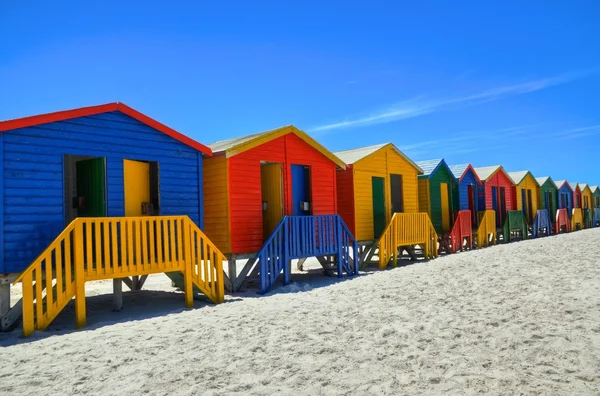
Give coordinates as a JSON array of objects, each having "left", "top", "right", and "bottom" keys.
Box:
[
  {"left": 491, "top": 186, "right": 498, "bottom": 223},
  {"left": 291, "top": 164, "right": 311, "bottom": 216}
]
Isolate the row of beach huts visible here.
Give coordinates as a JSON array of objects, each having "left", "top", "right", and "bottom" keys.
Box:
[{"left": 0, "top": 102, "right": 597, "bottom": 336}]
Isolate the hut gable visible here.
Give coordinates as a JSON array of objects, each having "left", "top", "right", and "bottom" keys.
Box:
[
  {"left": 473, "top": 165, "right": 515, "bottom": 221},
  {"left": 507, "top": 171, "right": 539, "bottom": 222},
  {"left": 334, "top": 143, "right": 421, "bottom": 241},
  {"left": 449, "top": 164, "right": 482, "bottom": 212},
  {"left": 0, "top": 104, "right": 207, "bottom": 273},
  {"left": 415, "top": 159, "right": 457, "bottom": 233},
  {"left": 536, "top": 177, "right": 558, "bottom": 215},
  {"left": 206, "top": 126, "right": 343, "bottom": 254}
]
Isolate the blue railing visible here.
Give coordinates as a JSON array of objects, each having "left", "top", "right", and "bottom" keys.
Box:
[
  {"left": 593, "top": 209, "right": 600, "bottom": 227},
  {"left": 532, "top": 209, "right": 552, "bottom": 238},
  {"left": 258, "top": 215, "right": 359, "bottom": 294}
]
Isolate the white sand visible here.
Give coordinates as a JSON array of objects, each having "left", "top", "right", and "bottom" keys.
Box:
[{"left": 1, "top": 229, "right": 600, "bottom": 395}]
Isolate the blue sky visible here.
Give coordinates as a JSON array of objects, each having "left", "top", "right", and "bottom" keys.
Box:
[{"left": 1, "top": 1, "right": 599, "bottom": 182}]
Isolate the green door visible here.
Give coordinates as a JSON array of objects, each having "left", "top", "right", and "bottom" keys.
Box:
[
  {"left": 76, "top": 158, "right": 106, "bottom": 217},
  {"left": 372, "top": 176, "right": 386, "bottom": 238}
]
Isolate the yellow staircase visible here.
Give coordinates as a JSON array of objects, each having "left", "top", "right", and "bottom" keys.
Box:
[
  {"left": 571, "top": 208, "right": 584, "bottom": 231},
  {"left": 377, "top": 213, "right": 438, "bottom": 269},
  {"left": 13, "top": 216, "right": 225, "bottom": 337},
  {"left": 476, "top": 210, "right": 497, "bottom": 248}
]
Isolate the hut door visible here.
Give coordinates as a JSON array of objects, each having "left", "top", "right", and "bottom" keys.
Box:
[
  {"left": 468, "top": 185, "right": 476, "bottom": 227},
  {"left": 527, "top": 190, "right": 533, "bottom": 222},
  {"left": 491, "top": 186, "right": 498, "bottom": 223},
  {"left": 521, "top": 189, "right": 527, "bottom": 219},
  {"left": 499, "top": 187, "right": 507, "bottom": 226},
  {"left": 371, "top": 177, "right": 386, "bottom": 238},
  {"left": 75, "top": 157, "right": 107, "bottom": 217},
  {"left": 124, "top": 160, "right": 151, "bottom": 216},
  {"left": 440, "top": 183, "right": 451, "bottom": 232},
  {"left": 291, "top": 165, "right": 311, "bottom": 216},
  {"left": 390, "top": 174, "right": 404, "bottom": 214},
  {"left": 260, "top": 163, "right": 284, "bottom": 240}
]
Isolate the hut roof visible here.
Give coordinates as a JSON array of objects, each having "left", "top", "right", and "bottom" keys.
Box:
[
  {"left": 415, "top": 159, "right": 455, "bottom": 180},
  {"left": 473, "top": 165, "right": 504, "bottom": 181},
  {"left": 535, "top": 177, "right": 557, "bottom": 188},
  {"left": 590, "top": 185, "right": 599, "bottom": 193},
  {"left": 507, "top": 171, "right": 539, "bottom": 186},
  {"left": 333, "top": 143, "right": 423, "bottom": 173},
  {"left": 448, "top": 164, "right": 481, "bottom": 183},
  {"left": 0, "top": 102, "right": 212, "bottom": 155},
  {"left": 578, "top": 183, "right": 590, "bottom": 192},
  {"left": 568, "top": 182, "right": 580, "bottom": 191},
  {"left": 554, "top": 180, "right": 573, "bottom": 191},
  {"left": 208, "top": 125, "right": 346, "bottom": 169}
]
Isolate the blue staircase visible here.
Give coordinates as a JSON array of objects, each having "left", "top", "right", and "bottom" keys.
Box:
[
  {"left": 593, "top": 209, "right": 600, "bottom": 227},
  {"left": 258, "top": 215, "right": 359, "bottom": 294},
  {"left": 532, "top": 209, "right": 552, "bottom": 238}
]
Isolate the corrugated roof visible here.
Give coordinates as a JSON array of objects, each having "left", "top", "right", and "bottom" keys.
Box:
[
  {"left": 535, "top": 176, "right": 556, "bottom": 188},
  {"left": 208, "top": 126, "right": 288, "bottom": 153},
  {"left": 333, "top": 143, "right": 423, "bottom": 173},
  {"left": 568, "top": 182, "right": 579, "bottom": 191},
  {"left": 473, "top": 165, "right": 502, "bottom": 181},
  {"left": 333, "top": 143, "right": 388, "bottom": 164},
  {"left": 449, "top": 164, "right": 469, "bottom": 179},
  {"left": 415, "top": 159, "right": 443, "bottom": 177},
  {"left": 206, "top": 125, "right": 347, "bottom": 168},
  {"left": 507, "top": 171, "right": 531, "bottom": 185}
]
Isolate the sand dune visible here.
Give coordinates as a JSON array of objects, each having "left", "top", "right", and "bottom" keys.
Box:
[{"left": 1, "top": 229, "right": 600, "bottom": 395}]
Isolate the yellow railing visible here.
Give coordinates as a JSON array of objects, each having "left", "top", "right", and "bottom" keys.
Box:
[
  {"left": 476, "top": 210, "right": 497, "bottom": 248},
  {"left": 377, "top": 213, "right": 438, "bottom": 270},
  {"left": 571, "top": 208, "right": 584, "bottom": 231},
  {"left": 14, "top": 216, "right": 225, "bottom": 337}
]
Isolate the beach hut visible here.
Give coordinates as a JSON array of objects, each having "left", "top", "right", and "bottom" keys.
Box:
[
  {"left": 555, "top": 180, "right": 574, "bottom": 214},
  {"left": 0, "top": 103, "right": 226, "bottom": 335},
  {"left": 473, "top": 166, "right": 516, "bottom": 227},
  {"left": 591, "top": 186, "right": 600, "bottom": 226},
  {"left": 579, "top": 183, "right": 593, "bottom": 228},
  {"left": 203, "top": 125, "right": 358, "bottom": 293},
  {"left": 569, "top": 182, "right": 584, "bottom": 230},
  {"left": 333, "top": 143, "right": 436, "bottom": 267},
  {"left": 507, "top": 171, "right": 540, "bottom": 225},
  {"left": 449, "top": 164, "right": 483, "bottom": 227},
  {"left": 415, "top": 159, "right": 459, "bottom": 236},
  {"left": 536, "top": 177, "right": 558, "bottom": 218}
]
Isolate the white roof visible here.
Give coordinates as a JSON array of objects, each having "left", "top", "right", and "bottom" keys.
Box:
[
  {"left": 535, "top": 177, "right": 556, "bottom": 188},
  {"left": 415, "top": 159, "right": 443, "bottom": 176},
  {"left": 473, "top": 165, "right": 502, "bottom": 181},
  {"left": 507, "top": 171, "right": 534, "bottom": 185},
  {"left": 448, "top": 164, "right": 469, "bottom": 179},
  {"left": 333, "top": 143, "right": 388, "bottom": 164}
]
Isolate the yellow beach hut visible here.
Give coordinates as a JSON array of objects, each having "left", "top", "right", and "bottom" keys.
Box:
[
  {"left": 507, "top": 171, "right": 540, "bottom": 225},
  {"left": 334, "top": 143, "right": 437, "bottom": 268}
]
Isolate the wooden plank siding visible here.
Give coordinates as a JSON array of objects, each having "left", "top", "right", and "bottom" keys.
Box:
[
  {"left": 336, "top": 165, "right": 355, "bottom": 236},
  {"left": 347, "top": 146, "right": 419, "bottom": 241},
  {"left": 483, "top": 170, "right": 515, "bottom": 211},
  {"left": 203, "top": 155, "right": 230, "bottom": 253},
  {"left": 538, "top": 180, "right": 558, "bottom": 217},
  {"left": 227, "top": 133, "right": 338, "bottom": 254},
  {"left": 513, "top": 173, "right": 539, "bottom": 218},
  {"left": 420, "top": 164, "right": 457, "bottom": 234},
  {"left": 1, "top": 111, "right": 203, "bottom": 273}
]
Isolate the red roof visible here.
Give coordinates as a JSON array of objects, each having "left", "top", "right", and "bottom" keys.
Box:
[{"left": 0, "top": 102, "right": 212, "bottom": 156}]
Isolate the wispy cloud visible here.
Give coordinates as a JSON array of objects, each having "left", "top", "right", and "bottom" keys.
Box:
[
  {"left": 310, "top": 69, "right": 596, "bottom": 133},
  {"left": 555, "top": 125, "right": 600, "bottom": 140}
]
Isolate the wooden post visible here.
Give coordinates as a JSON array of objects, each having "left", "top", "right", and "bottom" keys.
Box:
[
  {"left": 73, "top": 222, "right": 86, "bottom": 329},
  {"left": 0, "top": 282, "right": 8, "bottom": 321},
  {"left": 112, "top": 278, "right": 123, "bottom": 311},
  {"left": 228, "top": 259, "right": 237, "bottom": 290},
  {"left": 183, "top": 224, "right": 193, "bottom": 309},
  {"left": 21, "top": 273, "right": 34, "bottom": 336}
]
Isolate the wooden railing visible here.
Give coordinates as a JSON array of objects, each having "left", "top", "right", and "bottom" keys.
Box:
[
  {"left": 555, "top": 208, "right": 570, "bottom": 233},
  {"left": 593, "top": 209, "right": 600, "bottom": 227},
  {"left": 258, "top": 215, "right": 358, "bottom": 294},
  {"left": 571, "top": 208, "right": 584, "bottom": 231},
  {"left": 502, "top": 210, "right": 528, "bottom": 243},
  {"left": 448, "top": 210, "right": 473, "bottom": 253},
  {"left": 476, "top": 210, "right": 496, "bottom": 248},
  {"left": 531, "top": 209, "right": 552, "bottom": 238},
  {"left": 377, "top": 213, "right": 438, "bottom": 270},
  {"left": 14, "top": 216, "right": 225, "bottom": 337}
]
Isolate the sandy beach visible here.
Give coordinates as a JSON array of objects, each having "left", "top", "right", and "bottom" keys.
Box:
[{"left": 1, "top": 229, "right": 599, "bottom": 395}]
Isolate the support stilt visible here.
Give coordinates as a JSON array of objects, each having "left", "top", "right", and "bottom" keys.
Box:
[
  {"left": 112, "top": 278, "right": 123, "bottom": 311},
  {"left": 296, "top": 257, "right": 308, "bottom": 271}
]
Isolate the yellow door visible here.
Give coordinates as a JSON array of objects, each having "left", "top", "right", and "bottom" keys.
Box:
[
  {"left": 261, "top": 163, "right": 284, "bottom": 239},
  {"left": 440, "top": 182, "right": 450, "bottom": 232},
  {"left": 124, "top": 159, "right": 150, "bottom": 216}
]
